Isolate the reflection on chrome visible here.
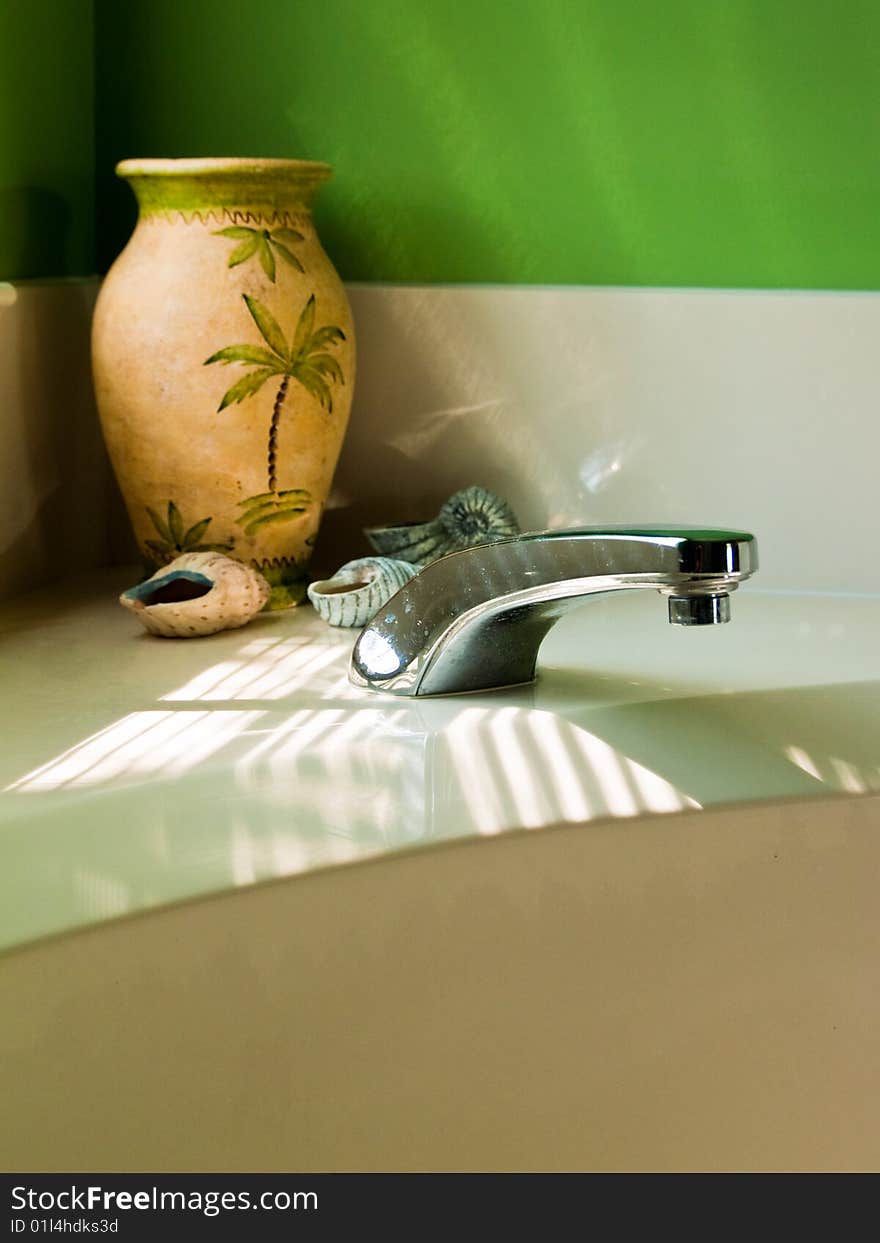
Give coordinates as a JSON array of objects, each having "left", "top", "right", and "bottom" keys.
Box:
[{"left": 356, "top": 630, "right": 402, "bottom": 678}]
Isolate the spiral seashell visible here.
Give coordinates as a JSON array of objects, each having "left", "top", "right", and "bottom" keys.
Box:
[
  {"left": 307, "top": 557, "right": 418, "bottom": 628},
  {"left": 119, "top": 551, "right": 271, "bottom": 637},
  {"left": 362, "top": 518, "right": 450, "bottom": 565},
  {"left": 436, "top": 485, "right": 520, "bottom": 548},
  {"left": 364, "top": 486, "right": 520, "bottom": 565}
]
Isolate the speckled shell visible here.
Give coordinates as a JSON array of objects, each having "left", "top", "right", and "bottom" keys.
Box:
[
  {"left": 307, "top": 557, "right": 418, "bottom": 628},
  {"left": 119, "top": 551, "right": 271, "bottom": 637},
  {"left": 364, "top": 485, "right": 520, "bottom": 565}
]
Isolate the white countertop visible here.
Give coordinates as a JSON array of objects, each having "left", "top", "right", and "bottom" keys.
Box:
[{"left": 3, "top": 569, "right": 880, "bottom": 951}]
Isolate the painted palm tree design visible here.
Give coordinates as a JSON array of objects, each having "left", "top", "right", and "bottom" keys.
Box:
[
  {"left": 213, "top": 226, "right": 305, "bottom": 282},
  {"left": 235, "top": 489, "right": 312, "bottom": 537},
  {"left": 144, "top": 501, "right": 233, "bottom": 566},
  {"left": 204, "top": 293, "right": 346, "bottom": 501}
]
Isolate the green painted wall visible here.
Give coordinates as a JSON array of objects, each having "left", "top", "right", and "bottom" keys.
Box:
[
  {"left": 4, "top": 0, "right": 878, "bottom": 287},
  {"left": 0, "top": 0, "right": 95, "bottom": 279},
  {"left": 88, "top": 0, "right": 880, "bottom": 289}
]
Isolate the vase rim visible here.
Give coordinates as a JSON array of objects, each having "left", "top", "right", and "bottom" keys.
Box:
[
  {"left": 116, "top": 158, "right": 334, "bottom": 217},
  {"left": 116, "top": 157, "right": 333, "bottom": 181}
]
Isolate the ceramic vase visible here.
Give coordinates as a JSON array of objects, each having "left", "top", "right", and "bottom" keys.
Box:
[{"left": 92, "top": 158, "right": 356, "bottom": 608}]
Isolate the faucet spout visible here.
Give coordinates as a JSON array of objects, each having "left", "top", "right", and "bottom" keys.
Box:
[{"left": 349, "top": 526, "right": 757, "bottom": 697}]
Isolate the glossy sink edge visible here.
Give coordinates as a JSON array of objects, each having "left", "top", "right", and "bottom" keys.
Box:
[
  {"left": 0, "top": 785, "right": 875, "bottom": 962},
  {"left": 2, "top": 787, "right": 879, "bottom": 1172}
]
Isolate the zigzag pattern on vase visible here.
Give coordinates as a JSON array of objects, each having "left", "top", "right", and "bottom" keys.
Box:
[
  {"left": 142, "top": 208, "right": 312, "bottom": 229},
  {"left": 251, "top": 555, "right": 304, "bottom": 573},
  {"left": 251, "top": 553, "right": 310, "bottom": 609}
]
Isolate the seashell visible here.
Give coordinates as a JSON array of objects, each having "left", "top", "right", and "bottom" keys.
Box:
[
  {"left": 307, "top": 557, "right": 418, "bottom": 628},
  {"left": 437, "top": 485, "right": 520, "bottom": 548},
  {"left": 364, "top": 485, "right": 520, "bottom": 565},
  {"left": 120, "top": 551, "right": 271, "bottom": 637},
  {"left": 362, "top": 517, "right": 450, "bottom": 565}
]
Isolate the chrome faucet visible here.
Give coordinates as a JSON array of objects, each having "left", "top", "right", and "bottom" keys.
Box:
[{"left": 349, "top": 526, "right": 757, "bottom": 697}]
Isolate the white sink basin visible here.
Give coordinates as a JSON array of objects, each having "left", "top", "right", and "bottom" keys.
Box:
[
  {"left": 2, "top": 572, "right": 880, "bottom": 1170},
  {"left": 2, "top": 576, "right": 880, "bottom": 952}
]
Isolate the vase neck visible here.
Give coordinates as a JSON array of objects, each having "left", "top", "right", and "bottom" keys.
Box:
[{"left": 117, "top": 158, "right": 332, "bottom": 219}]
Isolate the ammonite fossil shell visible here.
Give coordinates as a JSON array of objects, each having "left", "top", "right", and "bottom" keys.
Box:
[{"left": 364, "top": 486, "right": 520, "bottom": 565}]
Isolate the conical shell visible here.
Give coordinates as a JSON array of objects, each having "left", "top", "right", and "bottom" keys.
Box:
[
  {"left": 119, "top": 552, "right": 271, "bottom": 637},
  {"left": 307, "top": 557, "right": 418, "bottom": 627},
  {"left": 362, "top": 518, "right": 451, "bottom": 564}
]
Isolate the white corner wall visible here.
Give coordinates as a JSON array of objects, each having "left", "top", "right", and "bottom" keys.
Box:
[
  {"left": 326, "top": 285, "right": 880, "bottom": 594},
  {"left": 3, "top": 281, "right": 878, "bottom": 600}
]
